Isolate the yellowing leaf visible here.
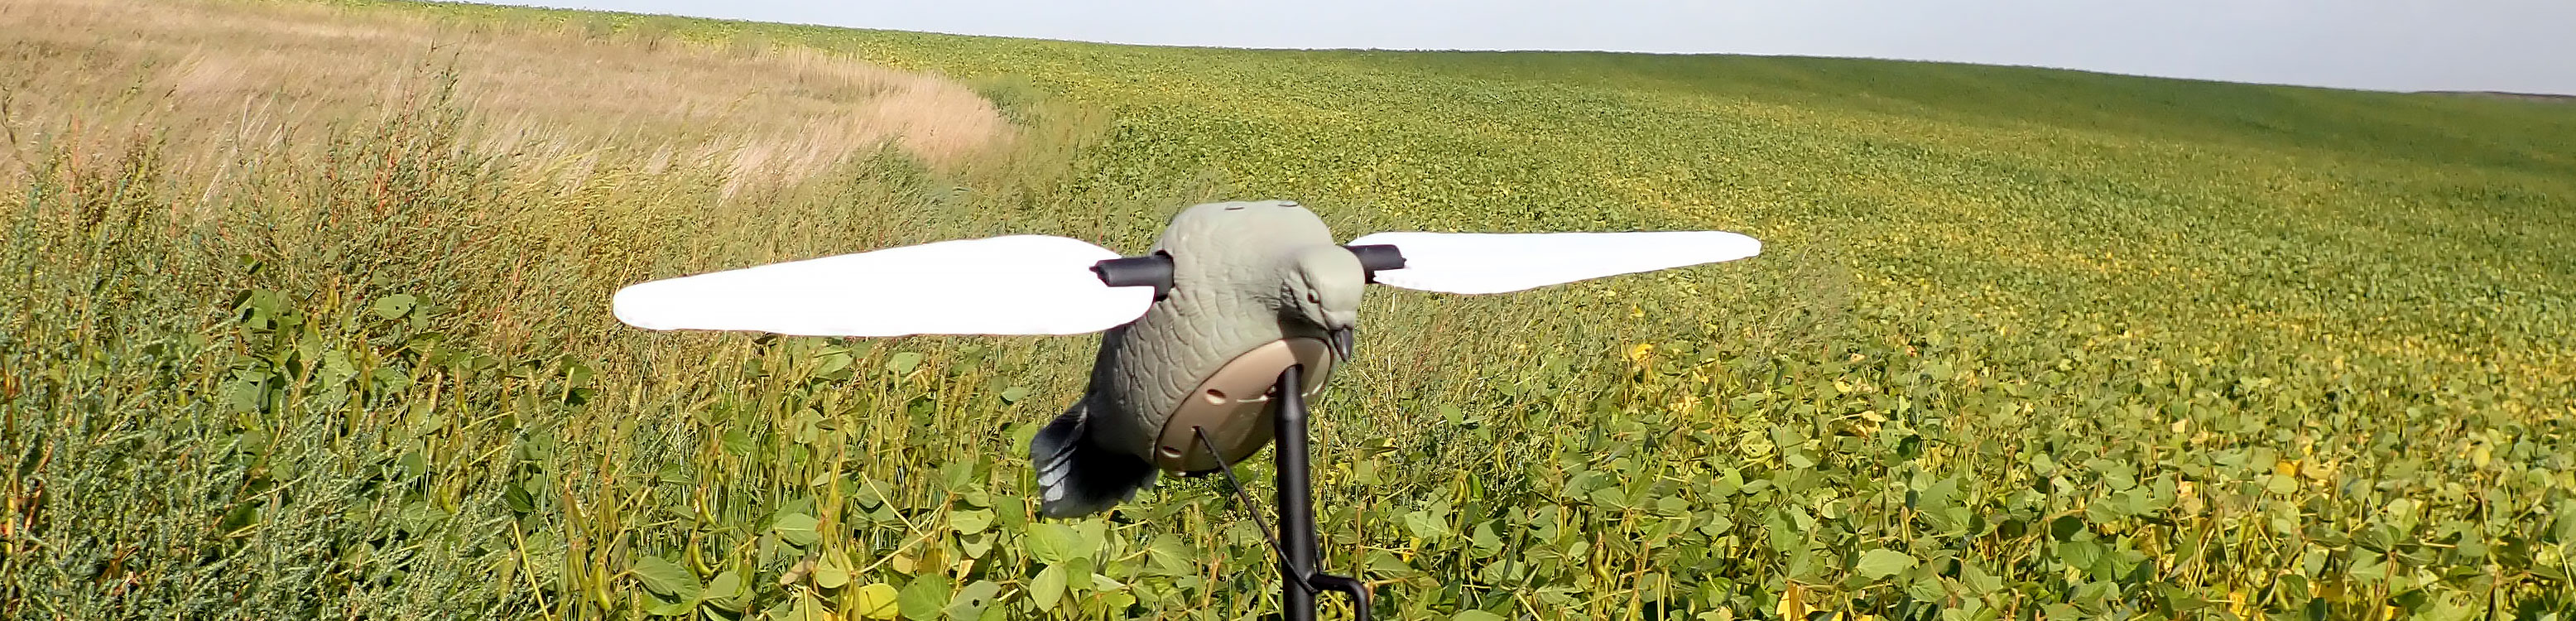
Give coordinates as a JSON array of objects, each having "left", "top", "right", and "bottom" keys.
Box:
[
  {"left": 814, "top": 553, "right": 851, "bottom": 589},
  {"left": 1776, "top": 583, "right": 1808, "bottom": 620},
  {"left": 852, "top": 583, "right": 900, "bottom": 619}
]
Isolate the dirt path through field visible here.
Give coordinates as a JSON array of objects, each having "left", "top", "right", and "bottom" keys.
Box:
[{"left": 1, "top": 0, "right": 1011, "bottom": 197}]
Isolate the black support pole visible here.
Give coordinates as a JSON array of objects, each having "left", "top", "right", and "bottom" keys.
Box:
[
  {"left": 1271, "top": 365, "right": 1372, "bottom": 621},
  {"left": 1274, "top": 364, "right": 1319, "bottom": 620}
]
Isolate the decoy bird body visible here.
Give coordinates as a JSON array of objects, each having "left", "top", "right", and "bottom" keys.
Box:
[{"left": 1033, "top": 200, "right": 1363, "bottom": 518}]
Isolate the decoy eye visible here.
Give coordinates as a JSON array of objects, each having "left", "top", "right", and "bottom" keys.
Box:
[{"left": 1305, "top": 292, "right": 1320, "bottom": 304}]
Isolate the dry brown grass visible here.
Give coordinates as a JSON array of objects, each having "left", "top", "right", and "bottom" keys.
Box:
[{"left": 0, "top": 0, "right": 1012, "bottom": 200}]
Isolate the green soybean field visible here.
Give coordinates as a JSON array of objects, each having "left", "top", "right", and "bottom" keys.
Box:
[{"left": 4, "top": 0, "right": 2573, "bottom": 619}]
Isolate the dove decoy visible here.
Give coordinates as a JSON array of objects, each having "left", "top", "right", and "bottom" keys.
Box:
[
  {"left": 610, "top": 200, "right": 1761, "bottom": 518},
  {"left": 1032, "top": 200, "right": 1367, "bottom": 516}
]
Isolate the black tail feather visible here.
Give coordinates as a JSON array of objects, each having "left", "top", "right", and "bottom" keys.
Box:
[{"left": 1031, "top": 402, "right": 1156, "bottom": 518}]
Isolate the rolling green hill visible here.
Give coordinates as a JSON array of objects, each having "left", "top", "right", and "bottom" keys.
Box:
[{"left": 5, "top": 0, "right": 2571, "bottom": 619}]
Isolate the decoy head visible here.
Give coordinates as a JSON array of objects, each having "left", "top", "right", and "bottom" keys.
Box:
[{"left": 1282, "top": 244, "right": 1364, "bottom": 359}]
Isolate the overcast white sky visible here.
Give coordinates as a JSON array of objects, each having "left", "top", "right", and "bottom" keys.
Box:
[{"left": 496, "top": 0, "right": 2576, "bottom": 94}]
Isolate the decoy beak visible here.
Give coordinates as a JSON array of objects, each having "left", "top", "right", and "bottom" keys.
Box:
[{"left": 1329, "top": 327, "right": 1355, "bottom": 360}]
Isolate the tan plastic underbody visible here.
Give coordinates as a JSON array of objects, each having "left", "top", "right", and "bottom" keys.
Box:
[{"left": 1151, "top": 338, "right": 1332, "bottom": 472}]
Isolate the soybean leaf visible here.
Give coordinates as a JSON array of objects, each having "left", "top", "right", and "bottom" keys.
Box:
[
  {"left": 898, "top": 575, "right": 952, "bottom": 620},
  {"left": 773, "top": 513, "right": 820, "bottom": 547},
  {"left": 632, "top": 556, "right": 701, "bottom": 598},
  {"left": 1856, "top": 549, "right": 1916, "bottom": 580},
  {"left": 1029, "top": 562, "right": 1069, "bottom": 611}
]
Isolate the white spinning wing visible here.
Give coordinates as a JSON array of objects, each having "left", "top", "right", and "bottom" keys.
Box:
[
  {"left": 613, "top": 235, "right": 1155, "bottom": 337},
  {"left": 1349, "top": 230, "right": 1761, "bottom": 295}
]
